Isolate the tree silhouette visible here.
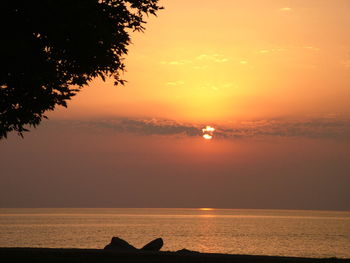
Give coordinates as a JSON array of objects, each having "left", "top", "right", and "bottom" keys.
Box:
[{"left": 0, "top": 0, "right": 162, "bottom": 139}]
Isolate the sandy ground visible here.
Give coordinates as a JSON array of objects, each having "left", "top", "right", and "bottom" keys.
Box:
[{"left": 0, "top": 248, "right": 349, "bottom": 263}]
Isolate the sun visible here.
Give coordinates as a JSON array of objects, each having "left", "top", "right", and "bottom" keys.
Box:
[
  {"left": 203, "top": 134, "right": 213, "bottom": 140},
  {"left": 202, "top": 125, "right": 215, "bottom": 140},
  {"left": 202, "top": 126, "right": 215, "bottom": 133}
]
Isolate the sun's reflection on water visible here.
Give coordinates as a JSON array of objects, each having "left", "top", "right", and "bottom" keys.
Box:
[{"left": 199, "top": 208, "right": 214, "bottom": 211}]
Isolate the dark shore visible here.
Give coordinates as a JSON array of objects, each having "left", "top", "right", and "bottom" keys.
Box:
[{"left": 0, "top": 248, "right": 348, "bottom": 263}]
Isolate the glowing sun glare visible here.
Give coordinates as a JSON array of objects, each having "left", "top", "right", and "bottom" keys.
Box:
[
  {"left": 202, "top": 125, "right": 215, "bottom": 140},
  {"left": 203, "top": 134, "right": 213, "bottom": 140},
  {"left": 199, "top": 208, "right": 214, "bottom": 211},
  {"left": 202, "top": 126, "right": 215, "bottom": 133}
]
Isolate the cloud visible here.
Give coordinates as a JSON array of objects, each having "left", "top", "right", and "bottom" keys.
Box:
[
  {"left": 167, "top": 81, "right": 185, "bottom": 86},
  {"left": 160, "top": 54, "right": 229, "bottom": 69},
  {"left": 73, "top": 118, "right": 201, "bottom": 137},
  {"left": 196, "top": 54, "right": 229, "bottom": 63},
  {"left": 303, "top": 46, "right": 320, "bottom": 51},
  {"left": 52, "top": 116, "right": 350, "bottom": 140},
  {"left": 258, "top": 48, "right": 286, "bottom": 54},
  {"left": 160, "top": 59, "right": 192, "bottom": 66},
  {"left": 279, "top": 7, "right": 292, "bottom": 12},
  {"left": 215, "top": 118, "right": 350, "bottom": 139},
  {"left": 199, "top": 83, "right": 235, "bottom": 91},
  {"left": 259, "top": 49, "right": 270, "bottom": 54},
  {"left": 200, "top": 84, "right": 219, "bottom": 91}
]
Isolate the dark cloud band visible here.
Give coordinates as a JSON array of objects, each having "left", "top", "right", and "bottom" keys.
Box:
[{"left": 53, "top": 116, "right": 350, "bottom": 140}]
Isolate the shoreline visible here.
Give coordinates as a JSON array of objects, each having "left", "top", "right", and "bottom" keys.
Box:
[{"left": 0, "top": 248, "right": 348, "bottom": 263}]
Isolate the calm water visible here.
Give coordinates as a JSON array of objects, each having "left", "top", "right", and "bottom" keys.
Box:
[{"left": 0, "top": 208, "right": 349, "bottom": 258}]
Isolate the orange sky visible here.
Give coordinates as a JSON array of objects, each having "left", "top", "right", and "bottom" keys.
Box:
[
  {"left": 1, "top": 0, "right": 350, "bottom": 209},
  {"left": 53, "top": 0, "right": 350, "bottom": 123}
]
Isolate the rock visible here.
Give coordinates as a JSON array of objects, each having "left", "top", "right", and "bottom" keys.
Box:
[
  {"left": 103, "top": 237, "right": 137, "bottom": 250},
  {"left": 141, "top": 238, "right": 163, "bottom": 251}
]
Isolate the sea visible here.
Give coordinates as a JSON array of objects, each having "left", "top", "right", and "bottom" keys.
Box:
[{"left": 0, "top": 208, "right": 349, "bottom": 258}]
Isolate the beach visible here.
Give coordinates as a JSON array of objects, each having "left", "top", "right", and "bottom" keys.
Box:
[{"left": 1, "top": 248, "right": 349, "bottom": 263}]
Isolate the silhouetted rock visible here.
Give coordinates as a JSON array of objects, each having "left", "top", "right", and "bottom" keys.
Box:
[
  {"left": 141, "top": 238, "right": 163, "bottom": 251},
  {"left": 103, "top": 237, "right": 137, "bottom": 250}
]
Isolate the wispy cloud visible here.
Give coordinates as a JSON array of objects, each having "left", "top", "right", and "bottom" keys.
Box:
[
  {"left": 196, "top": 54, "right": 229, "bottom": 63},
  {"left": 200, "top": 84, "right": 219, "bottom": 91},
  {"left": 160, "top": 59, "right": 192, "bottom": 66},
  {"left": 53, "top": 117, "right": 350, "bottom": 140},
  {"left": 166, "top": 81, "right": 185, "bottom": 86},
  {"left": 199, "top": 82, "right": 234, "bottom": 91},
  {"left": 160, "top": 54, "right": 229, "bottom": 67},
  {"left": 258, "top": 48, "right": 286, "bottom": 54},
  {"left": 303, "top": 46, "right": 320, "bottom": 51},
  {"left": 82, "top": 118, "right": 201, "bottom": 137},
  {"left": 258, "top": 46, "right": 319, "bottom": 55},
  {"left": 279, "top": 7, "right": 292, "bottom": 12},
  {"left": 215, "top": 118, "right": 350, "bottom": 139}
]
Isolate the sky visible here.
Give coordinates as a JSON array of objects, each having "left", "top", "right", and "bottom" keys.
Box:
[{"left": 1, "top": 0, "right": 349, "bottom": 210}]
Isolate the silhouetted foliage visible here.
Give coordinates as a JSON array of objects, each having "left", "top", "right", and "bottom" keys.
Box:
[{"left": 0, "top": 0, "right": 162, "bottom": 139}]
